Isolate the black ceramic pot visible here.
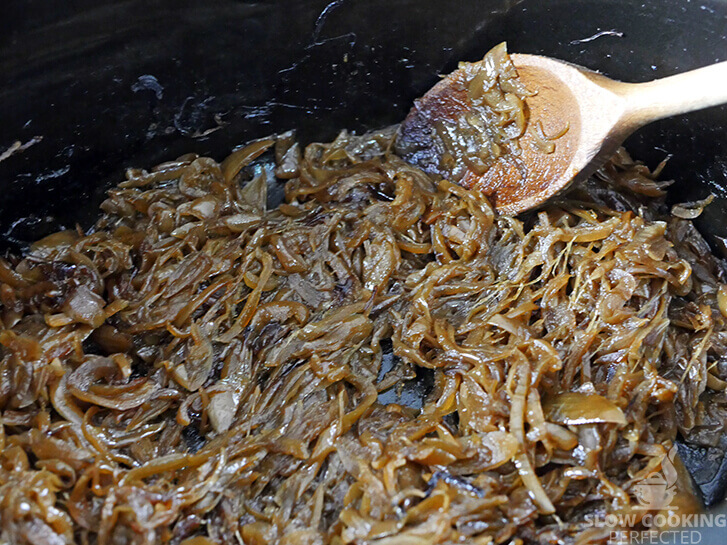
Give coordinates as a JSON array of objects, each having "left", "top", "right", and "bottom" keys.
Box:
[{"left": 1, "top": 1, "right": 727, "bottom": 541}]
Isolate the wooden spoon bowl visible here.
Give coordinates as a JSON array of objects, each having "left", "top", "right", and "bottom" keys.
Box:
[{"left": 396, "top": 51, "right": 727, "bottom": 214}]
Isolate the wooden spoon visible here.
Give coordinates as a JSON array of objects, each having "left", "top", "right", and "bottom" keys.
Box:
[{"left": 396, "top": 54, "right": 727, "bottom": 214}]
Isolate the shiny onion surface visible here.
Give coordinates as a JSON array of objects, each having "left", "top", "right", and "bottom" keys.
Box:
[{"left": 1, "top": 48, "right": 726, "bottom": 545}]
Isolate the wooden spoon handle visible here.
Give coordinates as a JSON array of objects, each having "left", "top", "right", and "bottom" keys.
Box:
[{"left": 619, "top": 61, "right": 727, "bottom": 126}]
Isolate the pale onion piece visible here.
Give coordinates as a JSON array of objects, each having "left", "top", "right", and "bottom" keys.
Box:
[
  {"left": 441, "top": 224, "right": 467, "bottom": 245},
  {"left": 718, "top": 284, "right": 727, "bottom": 319},
  {"left": 166, "top": 362, "right": 192, "bottom": 393},
  {"left": 275, "top": 142, "right": 301, "bottom": 179},
  {"left": 62, "top": 285, "right": 106, "bottom": 328},
  {"left": 48, "top": 357, "right": 64, "bottom": 377},
  {"left": 183, "top": 323, "right": 214, "bottom": 392},
  {"left": 671, "top": 194, "right": 715, "bottom": 219},
  {"left": 207, "top": 389, "right": 236, "bottom": 433},
  {"left": 239, "top": 171, "right": 268, "bottom": 211},
  {"left": 178, "top": 195, "right": 219, "bottom": 220},
  {"left": 475, "top": 430, "right": 518, "bottom": 469},
  {"left": 513, "top": 452, "right": 556, "bottom": 514},
  {"left": 544, "top": 392, "right": 627, "bottom": 426}
]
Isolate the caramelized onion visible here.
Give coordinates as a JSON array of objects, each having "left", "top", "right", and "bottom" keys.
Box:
[{"left": 0, "top": 51, "right": 720, "bottom": 544}]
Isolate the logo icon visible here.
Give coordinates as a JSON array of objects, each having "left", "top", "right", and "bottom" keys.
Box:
[{"left": 631, "top": 445, "right": 678, "bottom": 510}]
